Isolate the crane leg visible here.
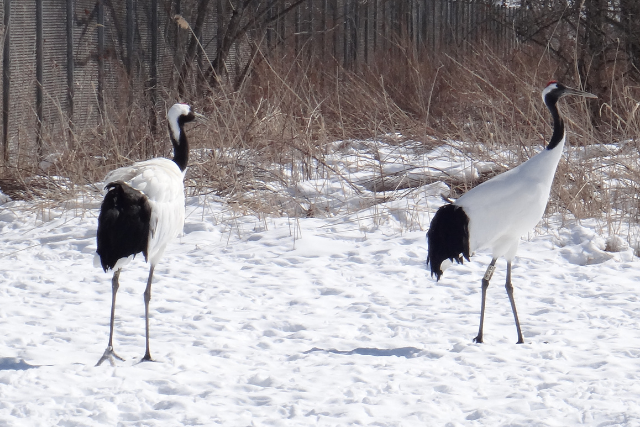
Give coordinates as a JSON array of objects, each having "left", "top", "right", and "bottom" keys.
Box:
[
  {"left": 96, "top": 269, "right": 126, "bottom": 366},
  {"left": 473, "top": 258, "right": 497, "bottom": 344},
  {"left": 505, "top": 261, "right": 525, "bottom": 344},
  {"left": 141, "top": 265, "right": 155, "bottom": 362}
]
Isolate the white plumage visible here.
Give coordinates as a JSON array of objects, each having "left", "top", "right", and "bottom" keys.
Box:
[
  {"left": 95, "top": 103, "right": 198, "bottom": 366},
  {"left": 456, "top": 136, "right": 565, "bottom": 260},
  {"left": 427, "top": 81, "right": 596, "bottom": 344},
  {"left": 102, "top": 158, "right": 186, "bottom": 266}
]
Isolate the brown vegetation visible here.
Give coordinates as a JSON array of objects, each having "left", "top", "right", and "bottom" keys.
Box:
[{"left": 3, "top": 11, "right": 640, "bottom": 246}]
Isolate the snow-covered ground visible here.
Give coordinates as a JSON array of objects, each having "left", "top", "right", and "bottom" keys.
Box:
[{"left": 1, "top": 140, "right": 640, "bottom": 426}]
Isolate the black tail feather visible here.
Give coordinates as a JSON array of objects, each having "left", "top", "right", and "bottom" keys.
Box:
[
  {"left": 96, "top": 181, "right": 152, "bottom": 271},
  {"left": 426, "top": 204, "right": 470, "bottom": 280}
]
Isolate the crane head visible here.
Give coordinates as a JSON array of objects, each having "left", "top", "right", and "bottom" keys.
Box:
[
  {"left": 167, "top": 103, "right": 205, "bottom": 143},
  {"left": 542, "top": 81, "right": 597, "bottom": 107}
]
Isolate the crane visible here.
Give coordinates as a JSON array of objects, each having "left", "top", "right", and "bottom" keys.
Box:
[
  {"left": 95, "top": 103, "right": 200, "bottom": 366},
  {"left": 427, "top": 81, "right": 597, "bottom": 344}
]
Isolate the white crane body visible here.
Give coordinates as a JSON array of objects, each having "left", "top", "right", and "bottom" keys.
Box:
[
  {"left": 101, "top": 158, "right": 186, "bottom": 267},
  {"left": 456, "top": 134, "right": 565, "bottom": 260}
]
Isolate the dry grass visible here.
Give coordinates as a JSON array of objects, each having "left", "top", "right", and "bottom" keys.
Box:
[{"left": 3, "top": 36, "right": 640, "bottom": 247}]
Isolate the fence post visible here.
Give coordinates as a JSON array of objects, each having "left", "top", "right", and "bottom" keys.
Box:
[
  {"left": 126, "top": 0, "right": 134, "bottom": 148},
  {"left": 150, "top": 0, "right": 158, "bottom": 144},
  {"left": 266, "top": 2, "right": 272, "bottom": 50},
  {"left": 126, "top": 0, "right": 133, "bottom": 75},
  {"left": 295, "top": 1, "right": 300, "bottom": 58},
  {"left": 373, "top": 0, "right": 379, "bottom": 56},
  {"left": 431, "top": 0, "right": 437, "bottom": 55},
  {"left": 217, "top": 0, "right": 224, "bottom": 74},
  {"left": 308, "top": 0, "right": 314, "bottom": 62},
  {"left": 365, "top": 0, "right": 372, "bottom": 65},
  {"left": 66, "top": 0, "right": 74, "bottom": 139},
  {"left": 2, "top": 0, "right": 11, "bottom": 167},
  {"left": 321, "top": 0, "right": 327, "bottom": 64},
  {"left": 174, "top": 0, "right": 181, "bottom": 52},
  {"left": 36, "top": 0, "right": 43, "bottom": 160},
  {"left": 412, "top": 0, "right": 418, "bottom": 58},
  {"left": 331, "top": 0, "right": 341, "bottom": 64},
  {"left": 97, "top": 0, "right": 104, "bottom": 123},
  {"left": 343, "top": 0, "right": 349, "bottom": 68},
  {"left": 2, "top": 0, "right": 10, "bottom": 166}
]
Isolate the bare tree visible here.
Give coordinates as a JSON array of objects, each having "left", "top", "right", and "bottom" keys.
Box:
[
  {"left": 177, "top": 0, "right": 212, "bottom": 97},
  {"left": 620, "top": 0, "right": 640, "bottom": 78},
  {"left": 176, "top": 0, "right": 306, "bottom": 96},
  {"left": 513, "top": 0, "right": 640, "bottom": 123}
]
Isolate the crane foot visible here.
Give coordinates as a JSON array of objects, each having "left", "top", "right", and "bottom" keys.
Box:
[
  {"left": 140, "top": 351, "right": 154, "bottom": 363},
  {"left": 96, "top": 346, "right": 125, "bottom": 367}
]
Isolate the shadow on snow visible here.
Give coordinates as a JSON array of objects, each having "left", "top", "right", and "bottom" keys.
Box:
[
  {"left": 304, "top": 347, "right": 422, "bottom": 358},
  {"left": 0, "top": 358, "right": 38, "bottom": 371}
]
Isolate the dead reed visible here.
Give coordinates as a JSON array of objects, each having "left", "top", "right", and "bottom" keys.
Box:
[{"left": 3, "top": 36, "right": 640, "bottom": 249}]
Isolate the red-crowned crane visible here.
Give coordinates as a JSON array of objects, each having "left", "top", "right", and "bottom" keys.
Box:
[
  {"left": 427, "top": 81, "right": 597, "bottom": 344},
  {"left": 95, "top": 103, "right": 201, "bottom": 366}
]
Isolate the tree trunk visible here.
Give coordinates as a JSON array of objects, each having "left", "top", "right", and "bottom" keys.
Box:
[
  {"left": 178, "top": 0, "right": 212, "bottom": 97},
  {"left": 580, "top": 0, "right": 607, "bottom": 124},
  {"left": 621, "top": 0, "right": 640, "bottom": 79},
  {"left": 207, "top": 0, "right": 306, "bottom": 89}
]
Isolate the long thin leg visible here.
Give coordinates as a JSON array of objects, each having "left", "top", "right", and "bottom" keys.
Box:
[
  {"left": 473, "top": 258, "right": 497, "bottom": 344},
  {"left": 141, "top": 265, "right": 155, "bottom": 362},
  {"left": 96, "top": 269, "right": 126, "bottom": 366},
  {"left": 505, "top": 261, "right": 524, "bottom": 344}
]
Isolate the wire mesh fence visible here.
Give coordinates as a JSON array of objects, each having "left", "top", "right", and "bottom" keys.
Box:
[{"left": 0, "top": 0, "right": 523, "bottom": 174}]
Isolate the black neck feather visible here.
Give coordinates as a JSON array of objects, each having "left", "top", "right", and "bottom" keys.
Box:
[
  {"left": 169, "top": 115, "right": 191, "bottom": 171},
  {"left": 545, "top": 94, "right": 565, "bottom": 151}
]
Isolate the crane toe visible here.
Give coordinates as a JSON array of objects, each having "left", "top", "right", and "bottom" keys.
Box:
[
  {"left": 96, "top": 346, "right": 125, "bottom": 367},
  {"left": 140, "top": 352, "right": 154, "bottom": 363}
]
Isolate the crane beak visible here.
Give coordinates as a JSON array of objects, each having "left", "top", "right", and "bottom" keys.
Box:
[
  {"left": 193, "top": 111, "right": 207, "bottom": 121},
  {"left": 563, "top": 87, "right": 598, "bottom": 99}
]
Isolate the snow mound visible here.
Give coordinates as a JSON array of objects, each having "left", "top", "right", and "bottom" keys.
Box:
[{"left": 556, "top": 223, "right": 635, "bottom": 265}]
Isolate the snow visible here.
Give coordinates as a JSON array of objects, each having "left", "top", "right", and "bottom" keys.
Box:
[{"left": 1, "top": 140, "right": 640, "bottom": 425}]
